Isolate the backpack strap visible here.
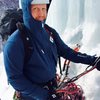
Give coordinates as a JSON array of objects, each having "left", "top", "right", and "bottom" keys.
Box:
[
  {"left": 16, "top": 22, "right": 34, "bottom": 63},
  {"left": 44, "top": 24, "right": 62, "bottom": 75}
]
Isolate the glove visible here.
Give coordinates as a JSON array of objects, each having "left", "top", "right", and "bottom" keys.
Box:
[{"left": 93, "top": 57, "right": 100, "bottom": 71}]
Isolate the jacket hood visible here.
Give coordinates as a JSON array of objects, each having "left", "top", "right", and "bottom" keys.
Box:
[
  {"left": 21, "top": 0, "right": 42, "bottom": 33},
  {"left": 21, "top": 0, "right": 52, "bottom": 34}
]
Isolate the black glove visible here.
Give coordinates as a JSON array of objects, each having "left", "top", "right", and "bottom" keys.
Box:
[{"left": 93, "top": 57, "right": 100, "bottom": 71}]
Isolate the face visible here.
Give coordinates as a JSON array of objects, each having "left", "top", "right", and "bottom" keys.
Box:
[{"left": 30, "top": 4, "right": 47, "bottom": 21}]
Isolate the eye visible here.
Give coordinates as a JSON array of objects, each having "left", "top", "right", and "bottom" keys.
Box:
[
  {"left": 42, "top": 8, "right": 47, "bottom": 12},
  {"left": 32, "top": 7, "right": 39, "bottom": 12}
]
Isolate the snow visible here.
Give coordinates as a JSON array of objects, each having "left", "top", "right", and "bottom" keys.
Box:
[{"left": 0, "top": 52, "right": 14, "bottom": 100}]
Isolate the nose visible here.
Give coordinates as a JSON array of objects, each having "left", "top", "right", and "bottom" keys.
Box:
[{"left": 39, "top": 10, "right": 44, "bottom": 16}]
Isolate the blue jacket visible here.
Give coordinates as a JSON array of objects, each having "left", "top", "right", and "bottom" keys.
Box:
[{"left": 3, "top": 0, "right": 96, "bottom": 100}]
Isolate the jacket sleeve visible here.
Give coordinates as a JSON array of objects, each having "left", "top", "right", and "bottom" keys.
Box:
[
  {"left": 50, "top": 28, "right": 96, "bottom": 65},
  {"left": 3, "top": 40, "right": 48, "bottom": 100}
]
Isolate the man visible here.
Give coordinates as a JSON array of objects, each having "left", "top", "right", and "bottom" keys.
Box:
[{"left": 3, "top": 0, "right": 100, "bottom": 100}]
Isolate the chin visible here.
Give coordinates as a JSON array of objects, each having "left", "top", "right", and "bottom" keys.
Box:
[{"left": 35, "top": 17, "right": 46, "bottom": 21}]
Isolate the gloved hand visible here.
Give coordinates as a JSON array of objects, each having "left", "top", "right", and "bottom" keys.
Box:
[{"left": 93, "top": 57, "right": 100, "bottom": 71}]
